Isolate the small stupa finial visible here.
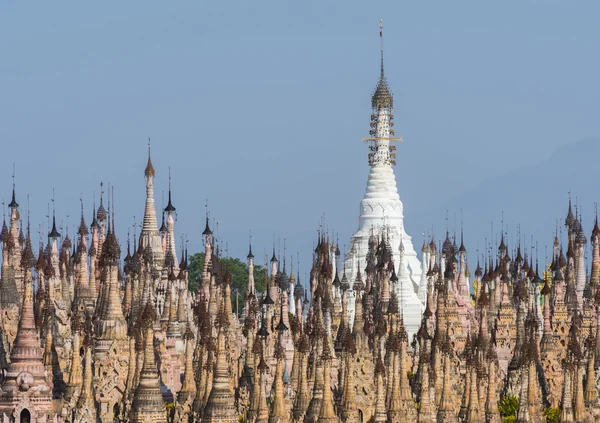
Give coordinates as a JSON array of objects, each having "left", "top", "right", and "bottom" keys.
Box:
[
  {"left": 380, "top": 19, "right": 384, "bottom": 76},
  {"left": 49, "top": 188, "right": 60, "bottom": 239},
  {"left": 9, "top": 163, "right": 18, "bottom": 209},
  {"left": 202, "top": 199, "right": 212, "bottom": 236},
  {"left": 165, "top": 167, "right": 176, "bottom": 213},
  {"left": 247, "top": 230, "right": 254, "bottom": 259},
  {"left": 145, "top": 138, "right": 155, "bottom": 178}
]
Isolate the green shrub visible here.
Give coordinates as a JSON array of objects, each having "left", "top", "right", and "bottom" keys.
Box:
[
  {"left": 498, "top": 395, "right": 519, "bottom": 419},
  {"left": 543, "top": 407, "right": 560, "bottom": 423}
]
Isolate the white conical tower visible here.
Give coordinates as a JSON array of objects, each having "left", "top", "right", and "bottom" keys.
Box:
[{"left": 344, "top": 20, "right": 423, "bottom": 335}]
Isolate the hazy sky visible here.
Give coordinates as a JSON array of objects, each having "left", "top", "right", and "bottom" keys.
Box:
[{"left": 1, "top": 1, "right": 599, "bottom": 279}]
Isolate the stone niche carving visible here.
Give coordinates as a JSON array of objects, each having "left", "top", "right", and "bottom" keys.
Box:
[{"left": 16, "top": 372, "right": 33, "bottom": 392}]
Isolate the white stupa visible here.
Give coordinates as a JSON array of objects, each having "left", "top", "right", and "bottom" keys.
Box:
[{"left": 344, "top": 21, "right": 424, "bottom": 337}]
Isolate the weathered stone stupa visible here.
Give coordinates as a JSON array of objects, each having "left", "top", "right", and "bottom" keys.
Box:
[{"left": 0, "top": 228, "right": 54, "bottom": 423}]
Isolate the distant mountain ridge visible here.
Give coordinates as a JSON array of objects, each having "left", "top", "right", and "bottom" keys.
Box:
[{"left": 404, "top": 138, "right": 600, "bottom": 257}]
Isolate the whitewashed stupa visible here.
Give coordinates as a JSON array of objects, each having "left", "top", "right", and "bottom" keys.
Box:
[{"left": 343, "top": 22, "right": 424, "bottom": 337}]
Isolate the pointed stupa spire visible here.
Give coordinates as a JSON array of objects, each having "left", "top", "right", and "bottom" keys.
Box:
[
  {"left": 160, "top": 211, "right": 167, "bottom": 233},
  {"left": 275, "top": 300, "right": 288, "bottom": 332},
  {"left": 18, "top": 226, "right": 25, "bottom": 248},
  {"left": 0, "top": 219, "right": 8, "bottom": 244},
  {"left": 139, "top": 141, "right": 163, "bottom": 265},
  {"left": 247, "top": 238, "right": 254, "bottom": 260},
  {"left": 565, "top": 193, "right": 575, "bottom": 228},
  {"left": 475, "top": 255, "right": 482, "bottom": 278},
  {"left": 144, "top": 138, "right": 155, "bottom": 178},
  {"left": 77, "top": 198, "right": 88, "bottom": 236},
  {"left": 20, "top": 220, "right": 35, "bottom": 270},
  {"left": 90, "top": 194, "right": 98, "bottom": 230},
  {"left": 164, "top": 167, "right": 176, "bottom": 213},
  {"left": 163, "top": 171, "right": 178, "bottom": 268},
  {"left": 8, "top": 176, "right": 18, "bottom": 209},
  {"left": 202, "top": 215, "right": 212, "bottom": 236},
  {"left": 48, "top": 207, "right": 60, "bottom": 239},
  {"left": 372, "top": 19, "right": 393, "bottom": 109},
  {"left": 97, "top": 182, "right": 107, "bottom": 222},
  {"left": 592, "top": 209, "right": 600, "bottom": 243}
]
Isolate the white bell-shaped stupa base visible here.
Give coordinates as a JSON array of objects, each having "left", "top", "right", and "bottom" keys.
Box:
[{"left": 344, "top": 161, "right": 424, "bottom": 339}]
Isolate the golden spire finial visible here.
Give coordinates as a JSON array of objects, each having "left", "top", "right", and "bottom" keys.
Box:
[{"left": 144, "top": 137, "right": 155, "bottom": 178}]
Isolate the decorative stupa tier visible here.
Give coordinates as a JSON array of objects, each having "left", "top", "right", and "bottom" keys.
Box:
[{"left": 343, "top": 21, "right": 423, "bottom": 336}]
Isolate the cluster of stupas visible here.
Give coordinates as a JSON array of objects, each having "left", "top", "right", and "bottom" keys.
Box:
[{"left": 1, "top": 22, "right": 600, "bottom": 423}]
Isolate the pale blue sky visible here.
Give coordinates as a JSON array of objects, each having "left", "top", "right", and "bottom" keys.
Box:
[{"left": 1, "top": 1, "right": 599, "bottom": 276}]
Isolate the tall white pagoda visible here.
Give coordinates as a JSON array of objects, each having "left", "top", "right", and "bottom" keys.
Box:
[{"left": 344, "top": 21, "right": 424, "bottom": 336}]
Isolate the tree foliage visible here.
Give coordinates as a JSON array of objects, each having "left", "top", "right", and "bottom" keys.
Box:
[
  {"left": 187, "top": 252, "right": 266, "bottom": 302},
  {"left": 498, "top": 395, "right": 519, "bottom": 423},
  {"left": 543, "top": 407, "right": 560, "bottom": 423}
]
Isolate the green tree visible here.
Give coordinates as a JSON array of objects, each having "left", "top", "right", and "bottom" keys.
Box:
[
  {"left": 187, "top": 253, "right": 266, "bottom": 308},
  {"left": 498, "top": 395, "right": 519, "bottom": 423},
  {"left": 543, "top": 407, "right": 560, "bottom": 423}
]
